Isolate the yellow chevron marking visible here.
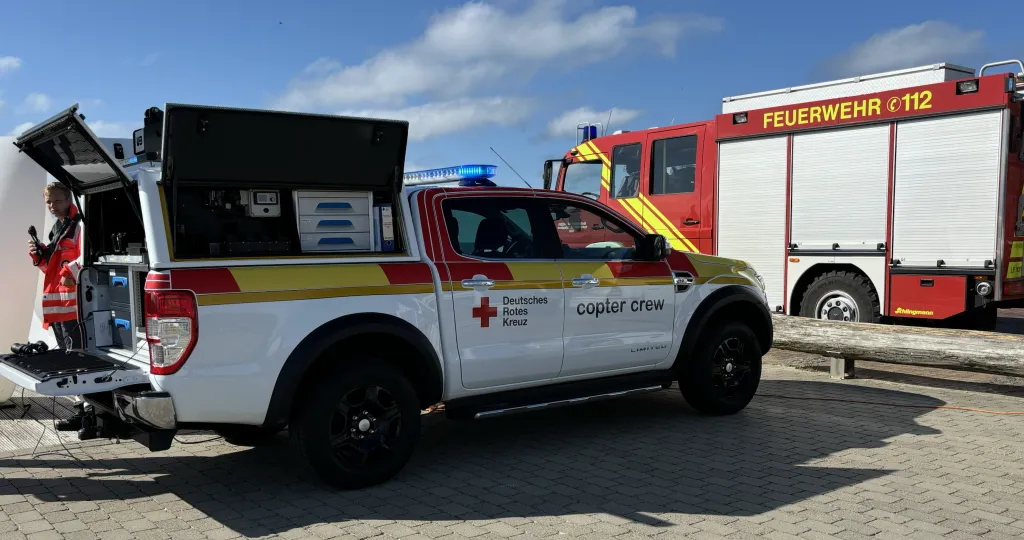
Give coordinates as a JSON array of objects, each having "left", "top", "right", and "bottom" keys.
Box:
[
  {"left": 637, "top": 195, "right": 700, "bottom": 252},
  {"left": 575, "top": 144, "right": 596, "bottom": 160},
  {"left": 584, "top": 141, "right": 611, "bottom": 166},
  {"left": 598, "top": 165, "right": 692, "bottom": 252}
]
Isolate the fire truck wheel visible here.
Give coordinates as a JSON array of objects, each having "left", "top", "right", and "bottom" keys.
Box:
[
  {"left": 798, "top": 270, "right": 881, "bottom": 323},
  {"left": 291, "top": 362, "right": 422, "bottom": 490},
  {"left": 680, "top": 321, "right": 762, "bottom": 415}
]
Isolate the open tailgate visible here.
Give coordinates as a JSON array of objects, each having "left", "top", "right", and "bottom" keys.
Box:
[
  {"left": 13, "top": 103, "right": 134, "bottom": 193},
  {"left": 0, "top": 349, "right": 149, "bottom": 397}
]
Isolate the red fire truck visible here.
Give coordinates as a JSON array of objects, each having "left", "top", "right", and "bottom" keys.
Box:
[{"left": 545, "top": 59, "right": 1024, "bottom": 329}]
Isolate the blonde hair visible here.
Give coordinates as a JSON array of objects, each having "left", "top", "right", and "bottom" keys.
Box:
[{"left": 43, "top": 181, "right": 71, "bottom": 199}]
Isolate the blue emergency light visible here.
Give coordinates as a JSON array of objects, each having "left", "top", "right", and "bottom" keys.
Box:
[
  {"left": 579, "top": 125, "right": 598, "bottom": 141},
  {"left": 403, "top": 164, "right": 498, "bottom": 187}
]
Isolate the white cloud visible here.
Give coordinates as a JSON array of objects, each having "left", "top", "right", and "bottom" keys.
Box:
[
  {"left": 544, "top": 106, "right": 642, "bottom": 139},
  {"left": 829, "top": 21, "right": 984, "bottom": 77},
  {"left": 140, "top": 53, "right": 159, "bottom": 67},
  {"left": 18, "top": 92, "right": 52, "bottom": 114},
  {"left": 86, "top": 121, "right": 132, "bottom": 138},
  {"left": 8, "top": 122, "right": 35, "bottom": 136},
  {"left": 0, "top": 56, "right": 21, "bottom": 74},
  {"left": 274, "top": 1, "right": 721, "bottom": 112},
  {"left": 341, "top": 97, "right": 533, "bottom": 141}
]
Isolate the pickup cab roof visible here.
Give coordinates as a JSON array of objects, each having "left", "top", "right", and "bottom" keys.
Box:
[{"left": 14, "top": 102, "right": 411, "bottom": 196}]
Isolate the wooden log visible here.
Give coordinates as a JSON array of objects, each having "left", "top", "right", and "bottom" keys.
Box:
[{"left": 770, "top": 314, "right": 1024, "bottom": 377}]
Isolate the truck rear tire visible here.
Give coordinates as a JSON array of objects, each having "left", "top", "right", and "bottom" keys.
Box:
[
  {"left": 679, "top": 321, "right": 762, "bottom": 415},
  {"left": 291, "top": 362, "right": 421, "bottom": 490},
  {"left": 798, "top": 270, "right": 880, "bottom": 323}
]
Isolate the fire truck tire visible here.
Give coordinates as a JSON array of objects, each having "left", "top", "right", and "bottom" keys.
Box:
[
  {"left": 798, "top": 270, "right": 881, "bottom": 323},
  {"left": 291, "top": 362, "right": 422, "bottom": 490},
  {"left": 680, "top": 321, "right": 762, "bottom": 415}
]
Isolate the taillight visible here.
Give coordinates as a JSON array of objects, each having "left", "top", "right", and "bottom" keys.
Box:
[{"left": 145, "top": 290, "right": 199, "bottom": 375}]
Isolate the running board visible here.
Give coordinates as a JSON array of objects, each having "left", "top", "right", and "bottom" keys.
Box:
[{"left": 473, "top": 384, "right": 668, "bottom": 420}]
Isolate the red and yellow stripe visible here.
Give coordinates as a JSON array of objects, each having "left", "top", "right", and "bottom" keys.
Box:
[
  {"left": 444, "top": 260, "right": 675, "bottom": 291},
  {"left": 167, "top": 263, "right": 435, "bottom": 306},
  {"left": 572, "top": 141, "right": 700, "bottom": 253}
]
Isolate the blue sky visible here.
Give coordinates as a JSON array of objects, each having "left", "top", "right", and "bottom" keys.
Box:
[{"left": 1, "top": 0, "right": 1019, "bottom": 187}]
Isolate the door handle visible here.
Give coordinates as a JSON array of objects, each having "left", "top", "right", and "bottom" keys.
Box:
[
  {"left": 461, "top": 278, "right": 495, "bottom": 288},
  {"left": 571, "top": 275, "right": 600, "bottom": 287},
  {"left": 682, "top": 218, "right": 700, "bottom": 226}
]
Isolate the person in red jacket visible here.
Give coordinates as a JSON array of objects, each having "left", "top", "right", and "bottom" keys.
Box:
[{"left": 28, "top": 181, "right": 84, "bottom": 350}]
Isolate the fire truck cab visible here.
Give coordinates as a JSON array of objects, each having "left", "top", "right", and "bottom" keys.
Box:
[{"left": 548, "top": 59, "right": 1024, "bottom": 330}]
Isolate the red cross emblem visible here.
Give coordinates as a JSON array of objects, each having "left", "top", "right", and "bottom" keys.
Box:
[{"left": 472, "top": 297, "right": 498, "bottom": 328}]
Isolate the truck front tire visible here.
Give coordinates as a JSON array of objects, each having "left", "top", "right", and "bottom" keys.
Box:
[
  {"left": 680, "top": 321, "right": 762, "bottom": 415},
  {"left": 291, "top": 361, "right": 421, "bottom": 489}
]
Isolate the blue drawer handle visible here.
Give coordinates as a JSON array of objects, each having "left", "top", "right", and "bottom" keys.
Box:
[
  {"left": 114, "top": 318, "right": 130, "bottom": 330},
  {"left": 318, "top": 219, "right": 353, "bottom": 227},
  {"left": 316, "top": 202, "right": 352, "bottom": 210},
  {"left": 111, "top": 276, "right": 128, "bottom": 287},
  {"left": 318, "top": 237, "right": 354, "bottom": 245}
]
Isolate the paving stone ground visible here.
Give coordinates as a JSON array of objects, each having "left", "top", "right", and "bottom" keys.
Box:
[{"left": 1, "top": 359, "right": 1024, "bottom": 540}]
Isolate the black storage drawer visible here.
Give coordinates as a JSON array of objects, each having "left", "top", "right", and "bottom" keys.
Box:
[
  {"left": 106, "top": 268, "right": 132, "bottom": 305},
  {"left": 109, "top": 302, "right": 137, "bottom": 350}
]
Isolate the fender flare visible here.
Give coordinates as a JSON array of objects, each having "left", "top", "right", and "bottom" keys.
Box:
[
  {"left": 673, "top": 285, "right": 774, "bottom": 371},
  {"left": 261, "top": 312, "right": 443, "bottom": 431}
]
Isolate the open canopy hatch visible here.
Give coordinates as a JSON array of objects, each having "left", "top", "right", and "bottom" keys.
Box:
[
  {"left": 159, "top": 103, "right": 410, "bottom": 192},
  {"left": 13, "top": 104, "right": 134, "bottom": 193},
  {"left": 13, "top": 102, "right": 411, "bottom": 195}
]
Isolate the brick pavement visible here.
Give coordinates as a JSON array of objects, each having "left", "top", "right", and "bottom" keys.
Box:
[{"left": 1, "top": 364, "right": 1023, "bottom": 540}]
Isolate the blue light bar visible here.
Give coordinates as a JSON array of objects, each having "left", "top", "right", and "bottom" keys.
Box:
[{"left": 403, "top": 164, "right": 498, "bottom": 186}]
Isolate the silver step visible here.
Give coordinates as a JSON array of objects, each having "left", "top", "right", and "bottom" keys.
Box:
[{"left": 473, "top": 384, "right": 668, "bottom": 420}]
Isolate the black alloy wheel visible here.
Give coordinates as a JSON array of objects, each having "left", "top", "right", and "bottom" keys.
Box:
[
  {"left": 292, "top": 362, "right": 421, "bottom": 489},
  {"left": 329, "top": 385, "right": 403, "bottom": 468},
  {"left": 680, "top": 321, "right": 762, "bottom": 415}
]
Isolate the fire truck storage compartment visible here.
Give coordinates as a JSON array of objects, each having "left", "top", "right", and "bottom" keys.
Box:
[
  {"left": 160, "top": 103, "right": 408, "bottom": 260},
  {"left": 790, "top": 124, "right": 890, "bottom": 252},
  {"left": 716, "top": 135, "right": 789, "bottom": 310},
  {"left": 891, "top": 110, "right": 1005, "bottom": 268},
  {"left": 888, "top": 274, "right": 967, "bottom": 319}
]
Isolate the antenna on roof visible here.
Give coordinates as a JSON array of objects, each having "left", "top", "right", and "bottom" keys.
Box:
[
  {"left": 605, "top": 108, "right": 614, "bottom": 136},
  {"left": 490, "top": 147, "right": 533, "bottom": 188}
]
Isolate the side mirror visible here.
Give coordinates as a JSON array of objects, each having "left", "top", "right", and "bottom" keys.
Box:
[
  {"left": 542, "top": 159, "right": 561, "bottom": 190},
  {"left": 637, "top": 234, "right": 671, "bottom": 260}
]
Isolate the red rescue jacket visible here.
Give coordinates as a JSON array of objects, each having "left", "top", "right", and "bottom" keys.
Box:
[{"left": 29, "top": 204, "right": 84, "bottom": 329}]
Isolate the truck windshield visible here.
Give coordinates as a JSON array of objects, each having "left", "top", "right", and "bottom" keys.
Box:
[{"left": 561, "top": 161, "right": 603, "bottom": 199}]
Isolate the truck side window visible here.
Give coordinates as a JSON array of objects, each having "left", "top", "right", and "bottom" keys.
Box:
[
  {"left": 611, "top": 143, "right": 641, "bottom": 199},
  {"left": 650, "top": 135, "right": 697, "bottom": 195},
  {"left": 442, "top": 198, "right": 540, "bottom": 259},
  {"left": 545, "top": 200, "right": 639, "bottom": 260}
]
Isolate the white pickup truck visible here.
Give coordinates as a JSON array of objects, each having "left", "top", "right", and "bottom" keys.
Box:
[{"left": 1, "top": 103, "right": 773, "bottom": 489}]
